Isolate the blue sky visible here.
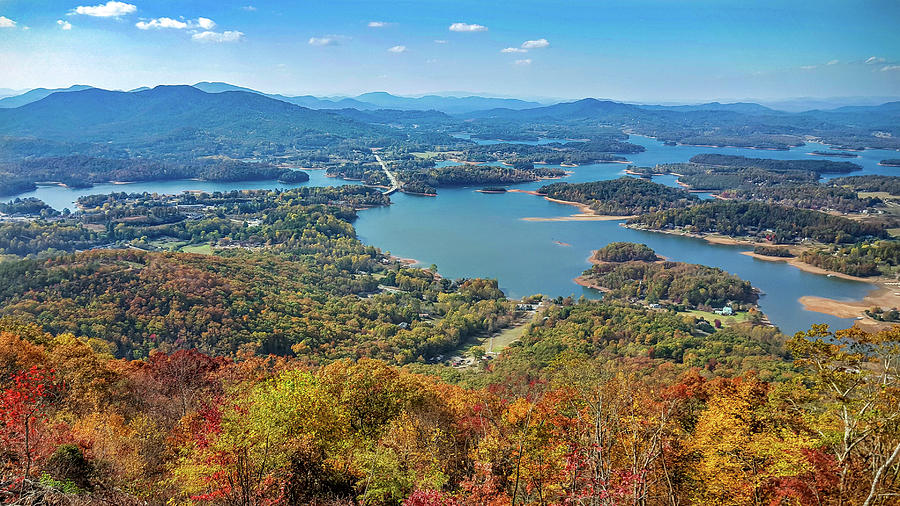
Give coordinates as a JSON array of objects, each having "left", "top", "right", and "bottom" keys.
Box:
[{"left": 1, "top": 0, "right": 898, "bottom": 101}]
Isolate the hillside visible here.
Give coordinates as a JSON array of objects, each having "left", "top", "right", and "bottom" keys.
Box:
[{"left": 0, "top": 86, "right": 404, "bottom": 159}]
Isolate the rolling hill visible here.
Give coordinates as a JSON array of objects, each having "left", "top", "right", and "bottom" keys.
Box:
[{"left": 0, "top": 85, "right": 405, "bottom": 158}]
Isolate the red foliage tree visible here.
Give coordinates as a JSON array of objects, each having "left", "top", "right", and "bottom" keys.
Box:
[{"left": 0, "top": 366, "right": 58, "bottom": 481}]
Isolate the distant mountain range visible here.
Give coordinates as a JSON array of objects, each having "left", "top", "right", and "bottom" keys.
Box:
[
  {"left": 191, "top": 82, "right": 543, "bottom": 113},
  {"left": 190, "top": 82, "right": 378, "bottom": 111},
  {"left": 0, "top": 88, "right": 24, "bottom": 99},
  {"left": 1, "top": 82, "right": 898, "bottom": 117},
  {"left": 1, "top": 84, "right": 897, "bottom": 157},
  {"left": 0, "top": 85, "right": 404, "bottom": 157},
  {"left": 0, "top": 85, "right": 94, "bottom": 108},
  {"left": 462, "top": 97, "right": 900, "bottom": 122},
  {"left": 0, "top": 82, "right": 543, "bottom": 113},
  {"left": 756, "top": 96, "right": 900, "bottom": 113},
  {"left": 637, "top": 102, "right": 778, "bottom": 115}
]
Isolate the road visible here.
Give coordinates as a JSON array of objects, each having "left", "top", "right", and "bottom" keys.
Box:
[{"left": 373, "top": 152, "right": 401, "bottom": 195}]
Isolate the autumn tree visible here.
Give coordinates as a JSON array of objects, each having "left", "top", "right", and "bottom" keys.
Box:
[
  {"left": 0, "top": 366, "right": 59, "bottom": 483},
  {"left": 786, "top": 325, "right": 900, "bottom": 505},
  {"left": 688, "top": 374, "right": 817, "bottom": 505}
]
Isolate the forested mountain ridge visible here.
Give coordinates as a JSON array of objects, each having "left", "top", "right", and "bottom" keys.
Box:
[
  {"left": 0, "top": 86, "right": 409, "bottom": 160},
  {"left": 0, "top": 86, "right": 394, "bottom": 143}
]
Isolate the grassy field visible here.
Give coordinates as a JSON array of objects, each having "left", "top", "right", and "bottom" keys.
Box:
[
  {"left": 410, "top": 151, "right": 442, "bottom": 159},
  {"left": 486, "top": 324, "right": 528, "bottom": 353},
  {"left": 859, "top": 191, "right": 900, "bottom": 200},
  {"left": 181, "top": 244, "right": 214, "bottom": 255},
  {"left": 682, "top": 309, "right": 752, "bottom": 327},
  {"left": 147, "top": 238, "right": 188, "bottom": 251}
]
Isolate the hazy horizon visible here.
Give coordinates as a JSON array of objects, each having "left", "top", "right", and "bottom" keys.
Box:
[
  {"left": 3, "top": 81, "right": 900, "bottom": 110},
  {"left": 1, "top": 0, "right": 898, "bottom": 102}
]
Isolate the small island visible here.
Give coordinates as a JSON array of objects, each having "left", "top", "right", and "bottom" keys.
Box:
[
  {"left": 476, "top": 186, "right": 508, "bottom": 194},
  {"left": 880, "top": 159, "right": 900, "bottom": 167},
  {"left": 576, "top": 242, "right": 760, "bottom": 314},
  {"left": 277, "top": 169, "right": 311, "bottom": 184},
  {"left": 809, "top": 150, "right": 859, "bottom": 158}
]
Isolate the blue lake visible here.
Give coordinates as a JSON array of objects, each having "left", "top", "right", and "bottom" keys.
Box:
[
  {"left": 7, "top": 170, "right": 359, "bottom": 211},
  {"left": 7, "top": 136, "right": 899, "bottom": 334}
]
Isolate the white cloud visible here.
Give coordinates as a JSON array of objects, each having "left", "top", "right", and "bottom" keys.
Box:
[
  {"left": 882, "top": 65, "right": 900, "bottom": 72},
  {"left": 388, "top": 45, "right": 406, "bottom": 53},
  {"left": 242, "top": 5, "right": 257, "bottom": 11},
  {"left": 866, "top": 56, "right": 886, "bottom": 64},
  {"left": 514, "top": 58, "right": 532, "bottom": 66},
  {"left": 308, "top": 36, "right": 339, "bottom": 46},
  {"left": 192, "top": 30, "right": 243, "bottom": 43},
  {"left": 0, "top": 16, "right": 16, "bottom": 28},
  {"left": 434, "top": 39, "right": 448, "bottom": 44},
  {"left": 449, "top": 22, "right": 487, "bottom": 32},
  {"left": 800, "top": 65, "right": 817, "bottom": 70},
  {"left": 73, "top": 1, "right": 137, "bottom": 18},
  {"left": 425, "top": 58, "right": 438, "bottom": 64},
  {"left": 136, "top": 16, "right": 215, "bottom": 30},
  {"left": 827, "top": 59, "right": 839, "bottom": 65},
  {"left": 368, "top": 21, "right": 390, "bottom": 28},
  {"left": 501, "top": 47, "right": 527, "bottom": 53},
  {"left": 57, "top": 19, "right": 73, "bottom": 30},
  {"left": 521, "top": 38, "right": 549, "bottom": 49},
  {"left": 136, "top": 17, "right": 187, "bottom": 29}
]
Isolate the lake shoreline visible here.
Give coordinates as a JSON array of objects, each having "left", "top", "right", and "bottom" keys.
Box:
[
  {"left": 623, "top": 226, "right": 895, "bottom": 328},
  {"left": 740, "top": 251, "right": 870, "bottom": 282},
  {"left": 799, "top": 286, "right": 900, "bottom": 331},
  {"left": 511, "top": 191, "right": 636, "bottom": 222},
  {"left": 622, "top": 225, "right": 760, "bottom": 247}
]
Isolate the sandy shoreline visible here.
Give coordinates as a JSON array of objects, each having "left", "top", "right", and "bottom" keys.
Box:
[
  {"left": 511, "top": 191, "right": 635, "bottom": 222},
  {"left": 573, "top": 276, "right": 607, "bottom": 291},
  {"left": 391, "top": 255, "right": 420, "bottom": 266},
  {"left": 799, "top": 286, "right": 900, "bottom": 330},
  {"left": 625, "top": 226, "right": 759, "bottom": 247},
  {"left": 740, "top": 251, "right": 871, "bottom": 282},
  {"left": 523, "top": 214, "right": 634, "bottom": 222}
]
